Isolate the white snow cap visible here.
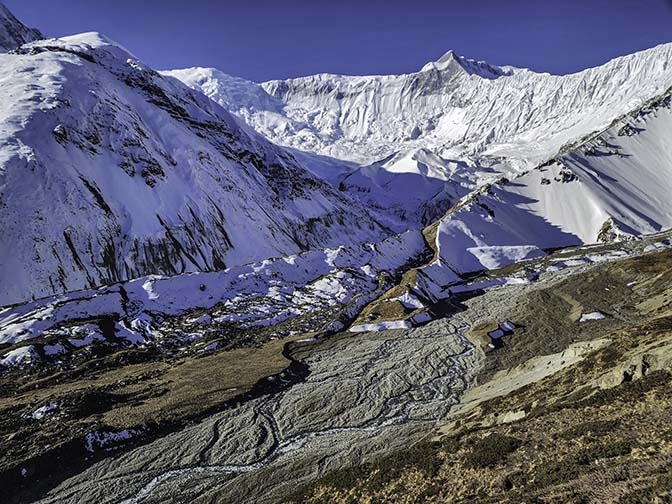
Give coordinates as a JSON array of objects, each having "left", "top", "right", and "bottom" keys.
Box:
[
  {"left": 420, "top": 49, "right": 512, "bottom": 78},
  {"left": 421, "top": 50, "right": 461, "bottom": 72},
  {"left": 25, "top": 31, "right": 138, "bottom": 62}
]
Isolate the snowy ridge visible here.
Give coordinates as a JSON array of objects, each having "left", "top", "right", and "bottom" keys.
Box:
[
  {"left": 419, "top": 50, "right": 513, "bottom": 78},
  {"left": 169, "top": 43, "right": 672, "bottom": 170},
  {"left": 165, "top": 67, "right": 285, "bottom": 120},
  {"left": 168, "top": 43, "right": 672, "bottom": 232},
  {"left": 0, "top": 32, "right": 389, "bottom": 306}
]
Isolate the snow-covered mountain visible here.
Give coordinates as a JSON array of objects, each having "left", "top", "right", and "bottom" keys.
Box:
[
  {"left": 1, "top": 0, "right": 671, "bottom": 310},
  {"left": 0, "top": 3, "right": 41, "bottom": 51},
  {"left": 166, "top": 44, "right": 672, "bottom": 170},
  {"left": 168, "top": 44, "right": 672, "bottom": 278},
  {"left": 0, "top": 31, "right": 389, "bottom": 306}
]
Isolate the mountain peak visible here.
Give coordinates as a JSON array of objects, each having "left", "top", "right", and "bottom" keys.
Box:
[
  {"left": 420, "top": 50, "right": 461, "bottom": 73},
  {"left": 0, "top": 2, "right": 43, "bottom": 52},
  {"left": 435, "top": 49, "right": 458, "bottom": 65},
  {"left": 420, "top": 49, "right": 512, "bottom": 79}
]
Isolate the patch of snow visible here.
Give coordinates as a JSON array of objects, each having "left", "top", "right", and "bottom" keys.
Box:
[
  {"left": 115, "top": 322, "right": 145, "bottom": 345},
  {"left": 68, "top": 328, "right": 105, "bottom": 348},
  {"left": 1, "top": 345, "right": 38, "bottom": 367},
  {"left": 588, "top": 250, "right": 629, "bottom": 262},
  {"left": 188, "top": 313, "right": 212, "bottom": 326},
  {"left": 200, "top": 342, "right": 219, "bottom": 352},
  {"left": 85, "top": 428, "right": 139, "bottom": 452},
  {"left": 294, "top": 337, "right": 317, "bottom": 343},
  {"left": 142, "top": 278, "right": 160, "bottom": 301},
  {"left": 504, "top": 277, "right": 529, "bottom": 285},
  {"left": 466, "top": 245, "right": 546, "bottom": 271},
  {"left": 499, "top": 321, "right": 516, "bottom": 332},
  {"left": 547, "top": 262, "right": 567, "bottom": 272},
  {"left": 349, "top": 320, "right": 413, "bottom": 332},
  {"left": 31, "top": 402, "right": 58, "bottom": 420},
  {"left": 579, "top": 311, "right": 606, "bottom": 322},
  {"left": 359, "top": 264, "right": 374, "bottom": 277},
  {"left": 392, "top": 291, "right": 425, "bottom": 309}
]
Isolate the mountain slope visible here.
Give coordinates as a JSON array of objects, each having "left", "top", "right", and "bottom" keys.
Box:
[
  {"left": 167, "top": 44, "right": 672, "bottom": 236},
  {"left": 0, "top": 3, "right": 42, "bottom": 52},
  {"left": 0, "top": 33, "right": 388, "bottom": 306},
  {"left": 420, "top": 86, "right": 672, "bottom": 285}
]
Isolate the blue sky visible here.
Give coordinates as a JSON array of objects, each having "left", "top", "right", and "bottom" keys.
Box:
[{"left": 7, "top": 0, "right": 672, "bottom": 81}]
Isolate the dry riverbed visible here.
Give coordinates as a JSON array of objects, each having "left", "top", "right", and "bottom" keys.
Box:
[
  {"left": 4, "top": 235, "right": 672, "bottom": 504},
  {"left": 290, "top": 248, "right": 672, "bottom": 504}
]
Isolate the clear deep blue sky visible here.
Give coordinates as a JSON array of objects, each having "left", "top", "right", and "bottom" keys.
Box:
[{"left": 6, "top": 0, "right": 672, "bottom": 81}]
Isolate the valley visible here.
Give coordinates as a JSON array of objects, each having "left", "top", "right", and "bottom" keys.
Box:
[
  {"left": 4, "top": 229, "right": 671, "bottom": 503},
  {"left": 1, "top": 3, "right": 671, "bottom": 503}
]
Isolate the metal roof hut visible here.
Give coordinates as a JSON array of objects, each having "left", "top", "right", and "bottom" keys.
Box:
[{"left": 487, "top": 321, "right": 516, "bottom": 349}]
